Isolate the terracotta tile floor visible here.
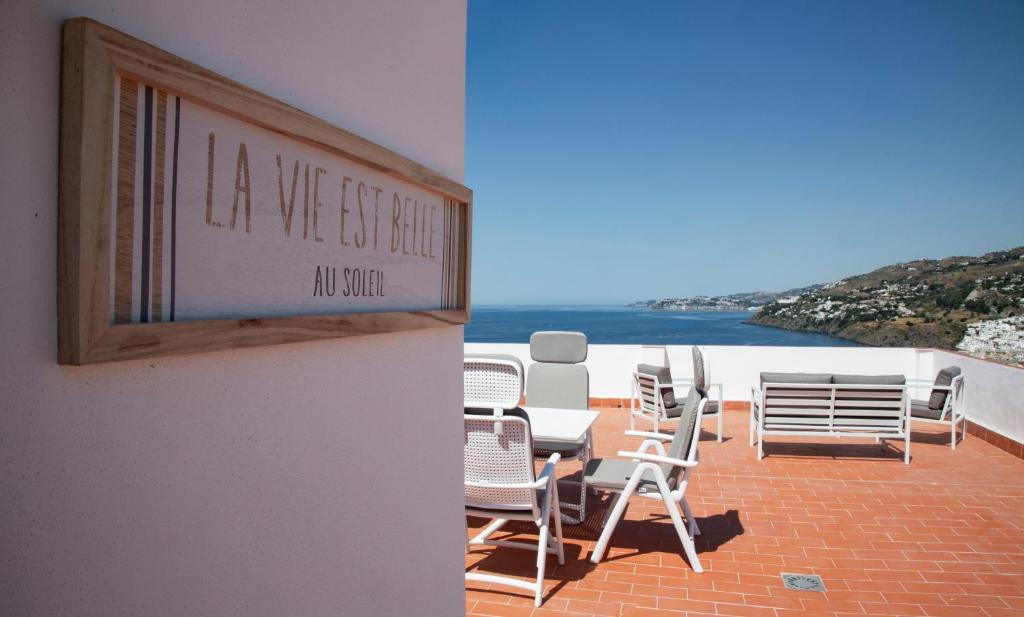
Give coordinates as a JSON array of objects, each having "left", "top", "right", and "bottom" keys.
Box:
[{"left": 466, "top": 408, "right": 1024, "bottom": 617}]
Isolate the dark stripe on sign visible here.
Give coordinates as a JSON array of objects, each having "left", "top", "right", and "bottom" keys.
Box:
[
  {"left": 114, "top": 78, "right": 138, "bottom": 324},
  {"left": 140, "top": 86, "right": 153, "bottom": 322},
  {"left": 170, "top": 96, "right": 180, "bottom": 321},
  {"left": 152, "top": 90, "right": 166, "bottom": 322}
]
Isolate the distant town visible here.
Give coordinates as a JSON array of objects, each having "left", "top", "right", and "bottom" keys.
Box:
[{"left": 632, "top": 246, "right": 1024, "bottom": 365}]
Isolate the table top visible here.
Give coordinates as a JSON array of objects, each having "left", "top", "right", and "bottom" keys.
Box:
[{"left": 521, "top": 406, "right": 600, "bottom": 442}]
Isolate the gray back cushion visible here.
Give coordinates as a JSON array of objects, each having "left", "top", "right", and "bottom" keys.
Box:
[
  {"left": 636, "top": 363, "right": 676, "bottom": 409},
  {"left": 832, "top": 374, "right": 906, "bottom": 385},
  {"left": 929, "top": 366, "right": 962, "bottom": 410},
  {"left": 760, "top": 372, "right": 833, "bottom": 385},
  {"left": 691, "top": 346, "right": 707, "bottom": 390},
  {"left": 526, "top": 363, "right": 589, "bottom": 409},
  {"left": 529, "top": 331, "right": 588, "bottom": 364},
  {"left": 663, "top": 388, "right": 705, "bottom": 486}
]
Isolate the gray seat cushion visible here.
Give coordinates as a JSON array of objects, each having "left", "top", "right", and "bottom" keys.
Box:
[
  {"left": 929, "top": 366, "right": 962, "bottom": 410},
  {"left": 585, "top": 388, "right": 704, "bottom": 494},
  {"left": 911, "top": 399, "right": 945, "bottom": 421},
  {"left": 583, "top": 458, "right": 663, "bottom": 493},
  {"left": 760, "top": 372, "right": 833, "bottom": 385},
  {"left": 636, "top": 363, "right": 677, "bottom": 409},
  {"left": 533, "top": 436, "right": 587, "bottom": 459},
  {"left": 832, "top": 374, "right": 906, "bottom": 385},
  {"left": 529, "top": 331, "right": 588, "bottom": 363},
  {"left": 704, "top": 399, "right": 719, "bottom": 415}
]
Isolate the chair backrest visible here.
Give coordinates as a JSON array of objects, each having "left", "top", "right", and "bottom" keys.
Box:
[
  {"left": 634, "top": 364, "right": 676, "bottom": 415},
  {"left": 831, "top": 374, "right": 907, "bottom": 432},
  {"left": 691, "top": 346, "right": 708, "bottom": 391},
  {"left": 464, "top": 354, "right": 524, "bottom": 409},
  {"left": 464, "top": 408, "right": 537, "bottom": 513},
  {"left": 526, "top": 331, "right": 589, "bottom": 409},
  {"left": 928, "top": 366, "right": 962, "bottom": 413},
  {"left": 662, "top": 388, "right": 707, "bottom": 489},
  {"left": 760, "top": 372, "right": 907, "bottom": 434}
]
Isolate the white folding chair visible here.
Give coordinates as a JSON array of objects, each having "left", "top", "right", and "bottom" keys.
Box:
[
  {"left": 908, "top": 367, "right": 966, "bottom": 449},
  {"left": 584, "top": 390, "right": 708, "bottom": 572}
]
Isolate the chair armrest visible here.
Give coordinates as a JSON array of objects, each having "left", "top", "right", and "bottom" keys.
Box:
[
  {"left": 535, "top": 453, "right": 561, "bottom": 488},
  {"left": 636, "top": 439, "right": 667, "bottom": 456},
  {"left": 465, "top": 453, "right": 561, "bottom": 491},
  {"left": 624, "top": 430, "right": 672, "bottom": 441},
  {"left": 618, "top": 450, "right": 697, "bottom": 468},
  {"left": 750, "top": 386, "right": 762, "bottom": 405}
]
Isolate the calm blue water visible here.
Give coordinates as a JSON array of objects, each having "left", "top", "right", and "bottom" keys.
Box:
[{"left": 465, "top": 305, "right": 861, "bottom": 346}]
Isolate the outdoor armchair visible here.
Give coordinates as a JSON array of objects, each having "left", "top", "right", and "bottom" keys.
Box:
[
  {"left": 584, "top": 388, "right": 708, "bottom": 573},
  {"left": 908, "top": 366, "right": 965, "bottom": 449},
  {"left": 464, "top": 408, "right": 565, "bottom": 607},
  {"left": 630, "top": 345, "right": 723, "bottom": 441},
  {"left": 463, "top": 355, "right": 565, "bottom": 607}
]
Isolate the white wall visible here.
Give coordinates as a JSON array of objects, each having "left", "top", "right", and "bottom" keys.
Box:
[
  {"left": 934, "top": 350, "right": 1024, "bottom": 444},
  {"left": 465, "top": 343, "right": 930, "bottom": 400},
  {"left": 466, "top": 343, "right": 1024, "bottom": 443},
  {"left": 0, "top": 2, "right": 467, "bottom": 616}
]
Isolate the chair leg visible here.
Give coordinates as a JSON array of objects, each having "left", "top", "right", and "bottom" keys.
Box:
[
  {"left": 681, "top": 497, "right": 701, "bottom": 537},
  {"left": 749, "top": 405, "right": 756, "bottom": 447},
  {"left": 551, "top": 482, "right": 565, "bottom": 565},
  {"left": 590, "top": 488, "right": 632, "bottom": 564},
  {"left": 717, "top": 409, "right": 723, "bottom": 443},
  {"left": 664, "top": 497, "right": 703, "bottom": 573},
  {"left": 534, "top": 523, "right": 549, "bottom": 607}
]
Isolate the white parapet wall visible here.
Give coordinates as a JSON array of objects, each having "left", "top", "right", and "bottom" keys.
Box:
[
  {"left": 933, "top": 350, "right": 1024, "bottom": 445},
  {"left": 465, "top": 342, "right": 1024, "bottom": 444}
]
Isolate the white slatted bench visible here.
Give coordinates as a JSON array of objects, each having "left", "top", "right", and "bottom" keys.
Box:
[{"left": 750, "top": 372, "right": 911, "bottom": 463}]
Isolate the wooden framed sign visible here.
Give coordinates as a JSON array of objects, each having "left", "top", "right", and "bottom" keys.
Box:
[{"left": 59, "top": 18, "right": 471, "bottom": 364}]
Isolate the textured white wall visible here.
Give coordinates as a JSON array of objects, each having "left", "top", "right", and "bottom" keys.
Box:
[
  {"left": 933, "top": 350, "right": 1024, "bottom": 444},
  {"left": 0, "top": 2, "right": 467, "bottom": 616}
]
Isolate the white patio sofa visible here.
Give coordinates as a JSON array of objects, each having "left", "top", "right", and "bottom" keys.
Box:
[{"left": 750, "top": 372, "right": 912, "bottom": 463}]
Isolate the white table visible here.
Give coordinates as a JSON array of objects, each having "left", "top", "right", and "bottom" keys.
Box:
[{"left": 523, "top": 406, "right": 600, "bottom": 524}]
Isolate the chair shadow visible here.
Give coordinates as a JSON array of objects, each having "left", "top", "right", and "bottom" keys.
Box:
[
  {"left": 601, "top": 508, "right": 745, "bottom": 560},
  {"left": 700, "top": 429, "right": 732, "bottom": 443},
  {"left": 909, "top": 430, "right": 958, "bottom": 446},
  {"left": 760, "top": 440, "right": 907, "bottom": 461}
]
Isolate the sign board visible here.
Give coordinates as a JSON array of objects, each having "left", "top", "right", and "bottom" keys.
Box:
[{"left": 59, "top": 18, "right": 471, "bottom": 364}]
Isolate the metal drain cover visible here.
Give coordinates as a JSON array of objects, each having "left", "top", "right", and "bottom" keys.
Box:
[{"left": 781, "top": 573, "right": 826, "bottom": 592}]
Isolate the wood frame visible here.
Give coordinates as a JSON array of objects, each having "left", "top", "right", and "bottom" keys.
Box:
[{"left": 58, "top": 18, "right": 472, "bottom": 365}]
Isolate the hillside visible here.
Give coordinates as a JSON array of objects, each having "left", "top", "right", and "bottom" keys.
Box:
[
  {"left": 629, "top": 285, "right": 821, "bottom": 312},
  {"left": 748, "top": 246, "right": 1024, "bottom": 358}
]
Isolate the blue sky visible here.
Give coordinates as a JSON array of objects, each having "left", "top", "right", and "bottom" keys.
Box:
[{"left": 466, "top": 0, "right": 1024, "bottom": 305}]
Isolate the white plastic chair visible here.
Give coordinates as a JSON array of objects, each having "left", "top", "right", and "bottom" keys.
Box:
[
  {"left": 464, "top": 412, "right": 564, "bottom": 607},
  {"left": 463, "top": 355, "right": 565, "bottom": 607}
]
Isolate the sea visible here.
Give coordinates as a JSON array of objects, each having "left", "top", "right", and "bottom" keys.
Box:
[{"left": 464, "top": 305, "right": 860, "bottom": 347}]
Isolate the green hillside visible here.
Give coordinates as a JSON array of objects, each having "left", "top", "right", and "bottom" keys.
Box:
[{"left": 749, "top": 246, "right": 1024, "bottom": 349}]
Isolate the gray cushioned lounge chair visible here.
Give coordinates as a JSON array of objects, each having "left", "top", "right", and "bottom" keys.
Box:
[
  {"left": 630, "top": 346, "right": 723, "bottom": 441},
  {"left": 908, "top": 366, "right": 966, "bottom": 449},
  {"left": 584, "top": 388, "right": 708, "bottom": 572}
]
